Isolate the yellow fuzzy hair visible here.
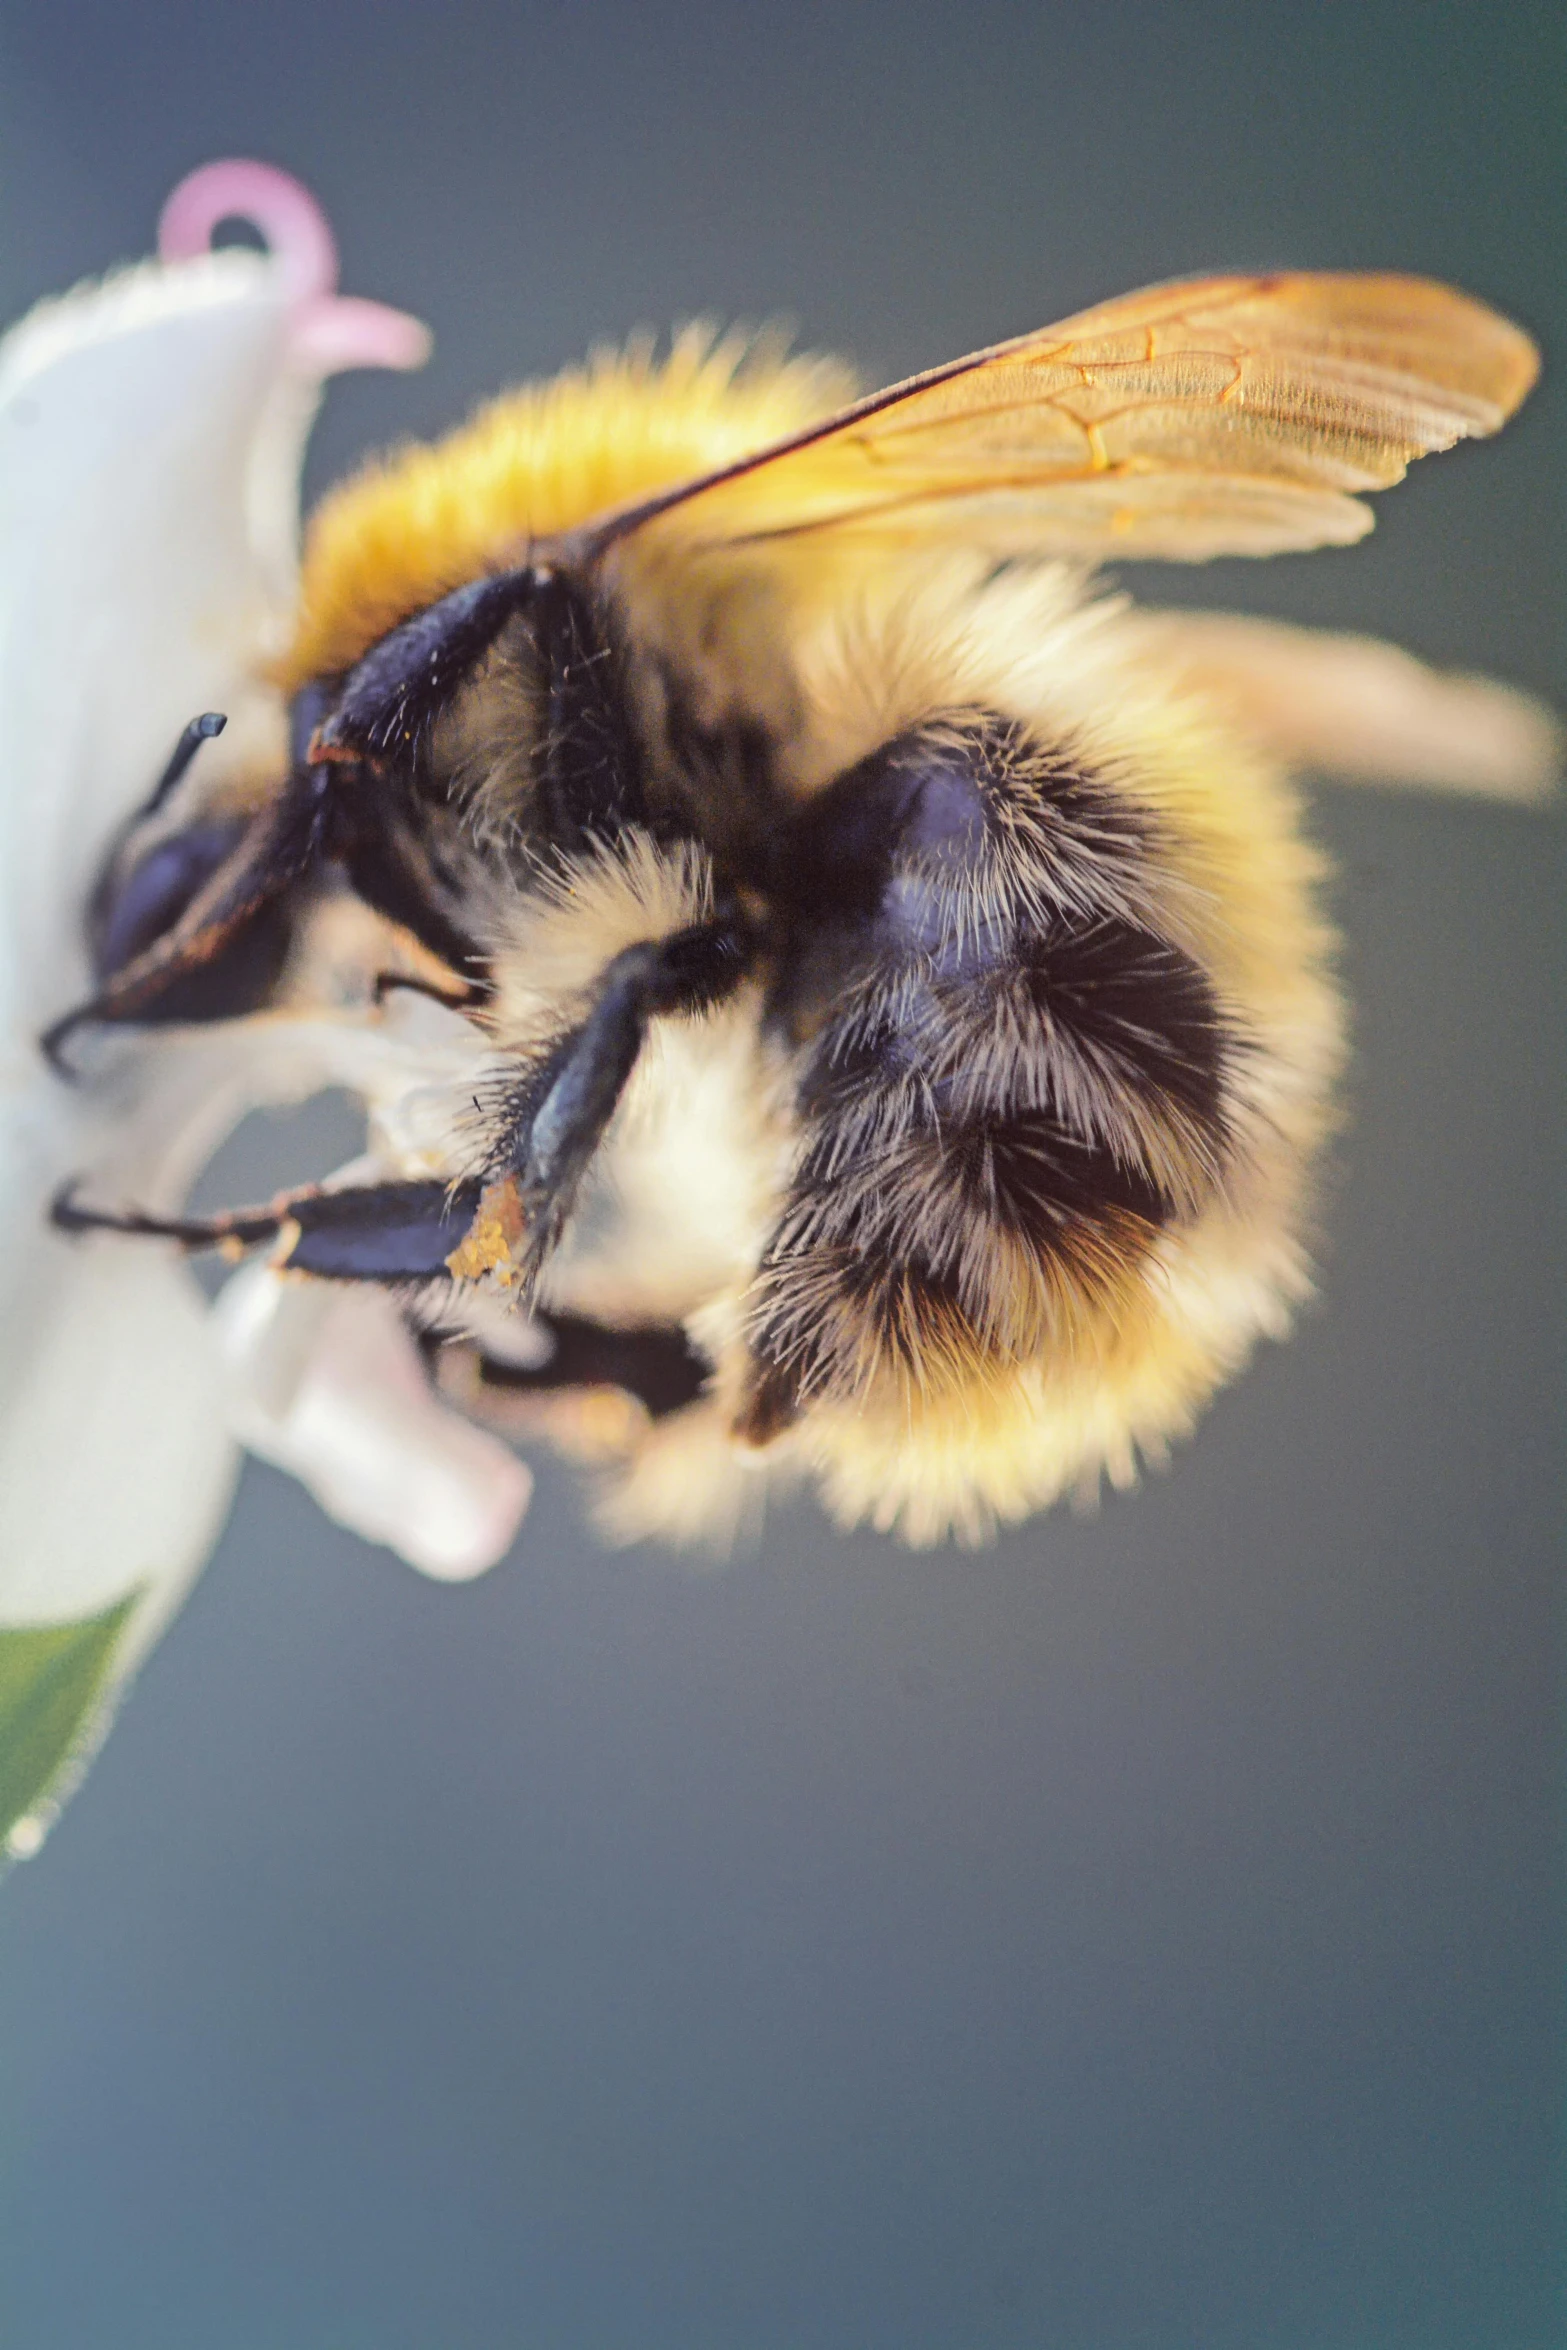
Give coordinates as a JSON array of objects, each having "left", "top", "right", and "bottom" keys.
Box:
[
  {"left": 278, "top": 339, "right": 1345, "bottom": 1548},
  {"left": 421, "top": 551, "right": 1343, "bottom": 1548},
  {"left": 282, "top": 328, "right": 857, "bottom": 689}
]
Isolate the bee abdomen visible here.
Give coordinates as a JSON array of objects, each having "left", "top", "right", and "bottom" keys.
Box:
[
  {"left": 744, "top": 707, "right": 1243, "bottom": 1416},
  {"left": 747, "top": 1093, "right": 1184, "bottom": 1407}
]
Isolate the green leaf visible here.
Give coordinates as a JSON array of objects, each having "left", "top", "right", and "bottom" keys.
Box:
[{"left": 0, "top": 1595, "right": 139, "bottom": 1858}]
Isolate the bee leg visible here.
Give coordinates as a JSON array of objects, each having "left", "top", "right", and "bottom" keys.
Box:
[
  {"left": 440, "top": 1313, "right": 710, "bottom": 1421},
  {"left": 499, "top": 914, "right": 754, "bottom": 1277},
  {"left": 51, "top": 1182, "right": 291, "bottom": 1255},
  {"left": 373, "top": 970, "right": 485, "bottom": 1012},
  {"left": 41, "top": 775, "right": 329, "bottom": 1074},
  {"left": 310, "top": 567, "right": 541, "bottom": 764},
  {"left": 53, "top": 1173, "right": 484, "bottom": 1282}
]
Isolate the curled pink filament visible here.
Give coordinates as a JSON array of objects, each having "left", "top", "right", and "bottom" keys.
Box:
[{"left": 157, "top": 159, "right": 430, "bottom": 377}]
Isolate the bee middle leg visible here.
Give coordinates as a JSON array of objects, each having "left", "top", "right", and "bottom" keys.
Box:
[
  {"left": 52, "top": 1172, "right": 485, "bottom": 1280},
  {"left": 485, "top": 910, "right": 756, "bottom": 1281},
  {"left": 434, "top": 1312, "right": 710, "bottom": 1424}
]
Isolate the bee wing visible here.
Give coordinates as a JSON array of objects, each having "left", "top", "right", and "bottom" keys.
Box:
[
  {"left": 1133, "top": 612, "right": 1560, "bottom": 802},
  {"left": 586, "top": 274, "right": 1538, "bottom": 563}
]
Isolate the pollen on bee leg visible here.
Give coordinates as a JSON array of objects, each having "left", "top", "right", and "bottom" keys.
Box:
[
  {"left": 445, "top": 1174, "right": 529, "bottom": 1286},
  {"left": 574, "top": 1388, "right": 650, "bottom": 1456}
]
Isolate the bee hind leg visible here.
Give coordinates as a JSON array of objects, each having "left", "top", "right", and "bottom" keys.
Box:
[{"left": 435, "top": 1312, "right": 710, "bottom": 1424}]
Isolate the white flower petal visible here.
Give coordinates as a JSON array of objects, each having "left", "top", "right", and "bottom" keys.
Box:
[
  {"left": 0, "top": 231, "right": 300, "bottom": 1657},
  {"left": 0, "top": 253, "right": 301, "bottom": 1029},
  {"left": 0, "top": 166, "right": 445, "bottom": 1854},
  {"left": 0, "top": 165, "right": 430, "bottom": 1037},
  {"left": 0, "top": 1227, "right": 236, "bottom": 1860},
  {"left": 0, "top": 1234, "right": 237, "bottom": 1648},
  {"left": 0, "top": 161, "right": 443, "bottom": 1581},
  {"left": 213, "top": 1264, "right": 532, "bottom": 1581}
]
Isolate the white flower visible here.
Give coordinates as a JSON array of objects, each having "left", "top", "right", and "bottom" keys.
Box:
[{"left": 0, "top": 164, "right": 529, "bottom": 1861}]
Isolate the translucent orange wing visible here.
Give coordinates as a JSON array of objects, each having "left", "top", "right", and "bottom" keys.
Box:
[{"left": 581, "top": 274, "right": 1538, "bottom": 564}]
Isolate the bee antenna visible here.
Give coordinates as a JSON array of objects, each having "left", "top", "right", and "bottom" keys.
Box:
[{"left": 144, "top": 710, "right": 227, "bottom": 817}]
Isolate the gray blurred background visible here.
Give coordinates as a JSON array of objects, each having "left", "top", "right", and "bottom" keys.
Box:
[{"left": 0, "top": 4, "right": 1561, "bottom": 2345}]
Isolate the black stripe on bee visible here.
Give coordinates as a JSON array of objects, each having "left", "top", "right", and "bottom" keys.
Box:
[
  {"left": 781, "top": 1097, "right": 1174, "bottom": 1296},
  {"left": 741, "top": 1242, "right": 977, "bottom": 1428},
  {"left": 779, "top": 713, "right": 1154, "bottom": 921},
  {"left": 744, "top": 1096, "right": 1175, "bottom": 1412},
  {"left": 940, "top": 1108, "right": 1176, "bottom": 1247},
  {"left": 1020, "top": 916, "right": 1229, "bottom": 1152},
  {"left": 768, "top": 709, "right": 1168, "bottom": 1048},
  {"left": 743, "top": 708, "right": 1242, "bottom": 1413},
  {"left": 525, "top": 569, "right": 650, "bottom": 848}
]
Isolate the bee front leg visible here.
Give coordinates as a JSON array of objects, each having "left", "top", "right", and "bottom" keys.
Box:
[
  {"left": 309, "top": 567, "right": 544, "bottom": 765},
  {"left": 41, "top": 772, "right": 329, "bottom": 1073}
]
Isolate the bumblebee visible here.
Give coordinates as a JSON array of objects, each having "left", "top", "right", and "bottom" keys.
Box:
[{"left": 51, "top": 271, "right": 1544, "bottom": 1545}]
